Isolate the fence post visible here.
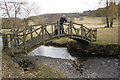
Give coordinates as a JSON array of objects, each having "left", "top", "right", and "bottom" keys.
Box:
[
  {"left": 10, "top": 34, "right": 14, "bottom": 55},
  {"left": 42, "top": 24, "right": 45, "bottom": 44},
  {"left": 57, "top": 21, "right": 60, "bottom": 38},
  {"left": 23, "top": 32, "right": 27, "bottom": 54}
]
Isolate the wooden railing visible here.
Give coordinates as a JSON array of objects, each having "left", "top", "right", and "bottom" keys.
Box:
[{"left": 2, "top": 21, "right": 97, "bottom": 54}]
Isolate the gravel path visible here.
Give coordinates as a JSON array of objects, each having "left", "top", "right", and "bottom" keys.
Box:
[{"left": 13, "top": 56, "right": 119, "bottom": 78}]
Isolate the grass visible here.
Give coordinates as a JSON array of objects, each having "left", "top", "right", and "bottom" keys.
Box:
[
  {"left": 35, "top": 64, "right": 65, "bottom": 78},
  {"left": 2, "top": 54, "right": 65, "bottom": 78},
  {"left": 52, "top": 27, "right": 118, "bottom": 45},
  {"left": 52, "top": 38, "right": 77, "bottom": 44},
  {"left": 73, "top": 17, "right": 119, "bottom": 28},
  {"left": 97, "top": 27, "right": 118, "bottom": 44}
]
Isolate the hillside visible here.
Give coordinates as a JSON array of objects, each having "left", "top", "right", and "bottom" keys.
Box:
[
  {"left": 27, "top": 4, "right": 120, "bottom": 25},
  {"left": 1, "top": 4, "right": 119, "bottom": 29},
  {"left": 81, "top": 4, "right": 120, "bottom": 17},
  {"left": 28, "top": 13, "right": 80, "bottom": 25}
]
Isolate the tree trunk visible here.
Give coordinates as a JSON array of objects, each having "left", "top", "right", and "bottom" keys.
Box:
[
  {"left": 106, "top": 16, "right": 109, "bottom": 27},
  {"left": 105, "top": 1, "right": 109, "bottom": 28},
  {"left": 110, "top": 18, "right": 114, "bottom": 27}
]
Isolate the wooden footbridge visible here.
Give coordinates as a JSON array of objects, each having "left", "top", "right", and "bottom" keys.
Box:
[{"left": 2, "top": 21, "right": 97, "bottom": 54}]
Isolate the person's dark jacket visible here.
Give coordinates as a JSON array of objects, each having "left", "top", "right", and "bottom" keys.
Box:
[{"left": 59, "top": 17, "right": 67, "bottom": 25}]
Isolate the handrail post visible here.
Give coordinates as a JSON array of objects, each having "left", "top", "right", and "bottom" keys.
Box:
[
  {"left": 51, "top": 25, "right": 54, "bottom": 33},
  {"left": 10, "top": 34, "right": 14, "bottom": 55},
  {"left": 42, "top": 24, "right": 45, "bottom": 44},
  {"left": 23, "top": 32, "right": 27, "bottom": 54},
  {"left": 2, "top": 34, "right": 5, "bottom": 50},
  {"left": 90, "top": 29, "right": 93, "bottom": 42},
  {"left": 95, "top": 28, "right": 97, "bottom": 41},
  {"left": 57, "top": 21, "right": 60, "bottom": 38},
  {"left": 70, "top": 21, "right": 73, "bottom": 37},
  {"left": 44, "top": 25, "right": 47, "bottom": 35},
  {"left": 14, "top": 32, "right": 19, "bottom": 47},
  {"left": 81, "top": 24, "right": 84, "bottom": 38},
  {"left": 30, "top": 26, "right": 33, "bottom": 39},
  {"left": 2, "top": 34, "right": 9, "bottom": 50}
]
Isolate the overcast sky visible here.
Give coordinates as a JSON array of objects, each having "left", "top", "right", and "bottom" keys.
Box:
[{"left": 29, "top": 0, "right": 106, "bottom": 14}]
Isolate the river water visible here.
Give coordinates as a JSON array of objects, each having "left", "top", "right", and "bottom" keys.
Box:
[{"left": 29, "top": 45, "right": 76, "bottom": 60}]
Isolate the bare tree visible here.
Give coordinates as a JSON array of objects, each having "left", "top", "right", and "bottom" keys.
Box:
[
  {"left": 22, "top": 1, "right": 40, "bottom": 18},
  {"left": 100, "top": 0, "right": 118, "bottom": 27},
  {"left": 0, "top": 0, "right": 40, "bottom": 32}
]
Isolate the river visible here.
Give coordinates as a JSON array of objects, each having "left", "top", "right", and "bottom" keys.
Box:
[
  {"left": 28, "top": 44, "right": 119, "bottom": 78},
  {"left": 28, "top": 45, "right": 76, "bottom": 60}
]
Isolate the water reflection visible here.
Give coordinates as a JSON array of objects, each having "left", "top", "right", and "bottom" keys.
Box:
[{"left": 29, "top": 45, "right": 76, "bottom": 60}]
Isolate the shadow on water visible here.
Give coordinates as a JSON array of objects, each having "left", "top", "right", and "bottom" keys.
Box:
[{"left": 67, "top": 40, "right": 119, "bottom": 62}]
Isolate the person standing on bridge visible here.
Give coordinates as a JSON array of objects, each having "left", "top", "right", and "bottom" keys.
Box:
[{"left": 59, "top": 15, "right": 67, "bottom": 34}]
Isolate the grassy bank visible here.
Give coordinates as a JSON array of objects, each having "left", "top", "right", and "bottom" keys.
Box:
[
  {"left": 96, "top": 27, "right": 118, "bottom": 44},
  {"left": 2, "top": 54, "right": 65, "bottom": 78}
]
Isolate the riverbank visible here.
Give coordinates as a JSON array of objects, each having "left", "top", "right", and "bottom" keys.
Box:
[
  {"left": 12, "top": 54, "right": 119, "bottom": 78},
  {"left": 46, "top": 38, "right": 119, "bottom": 56},
  {"left": 2, "top": 53, "right": 65, "bottom": 78}
]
